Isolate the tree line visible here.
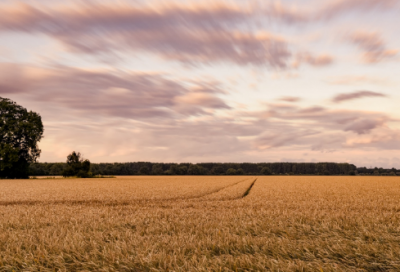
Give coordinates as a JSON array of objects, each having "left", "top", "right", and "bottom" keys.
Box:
[{"left": 29, "top": 162, "right": 362, "bottom": 176}]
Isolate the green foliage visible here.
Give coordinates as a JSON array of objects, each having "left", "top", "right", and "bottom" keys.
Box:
[
  {"left": 260, "top": 167, "right": 272, "bottom": 175},
  {"left": 169, "top": 164, "right": 188, "bottom": 175},
  {"left": 226, "top": 168, "right": 237, "bottom": 175},
  {"left": 62, "top": 151, "right": 92, "bottom": 178},
  {"left": 151, "top": 164, "right": 164, "bottom": 175},
  {"left": 0, "top": 97, "right": 43, "bottom": 178},
  {"left": 139, "top": 166, "right": 149, "bottom": 175},
  {"left": 211, "top": 166, "right": 224, "bottom": 175},
  {"left": 29, "top": 162, "right": 367, "bottom": 176},
  {"left": 187, "top": 164, "right": 206, "bottom": 175},
  {"left": 49, "top": 163, "right": 65, "bottom": 175}
]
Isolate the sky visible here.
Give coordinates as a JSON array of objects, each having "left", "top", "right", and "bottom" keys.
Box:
[{"left": 0, "top": 0, "right": 399, "bottom": 168}]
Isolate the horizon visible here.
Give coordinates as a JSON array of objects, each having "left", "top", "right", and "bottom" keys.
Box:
[
  {"left": 33, "top": 161, "right": 393, "bottom": 170},
  {"left": 1, "top": 0, "right": 399, "bottom": 168}
]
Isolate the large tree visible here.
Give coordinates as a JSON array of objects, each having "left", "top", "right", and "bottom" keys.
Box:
[{"left": 0, "top": 97, "right": 44, "bottom": 178}]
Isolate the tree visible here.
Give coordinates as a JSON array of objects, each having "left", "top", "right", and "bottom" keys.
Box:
[
  {"left": 152, "top": 164, "right": 163, "bottom": 175},
  {"left": 0, "top": 97, "right": 44, "bottom": 178},
  {"left": 62, "top": 151, "right": 92, "bottom": 178},
  {"left": 187, "top": 164, "right": 206, "bottom": 175},
  {"left": 211, "top": 166, "right": 224, "bottom": 175},
  {"left": 49, "top": 163, "right": 64, "bottom": 176},
  {"left": 236, "top": 168, "right": 244, "bottom": 175},
  {"left": 260, "top": 167, "right": 272, "bottom": 175},
  {"left": 139, "top": 166, "right": 149, "bottom": 175},
  {"left": 226, "top": 168, "right": 237, "bottom": 175}
]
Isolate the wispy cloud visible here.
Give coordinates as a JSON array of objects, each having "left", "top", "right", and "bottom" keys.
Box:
[
  {"left": 0, "top": 2, "right": 336, "bottom": 69},
  {"left": 347, "top": 31, "right": 398, "bottom": 63},
  {"left": 0, "top": 63, "right": 230, "bottom": 119},
  {"left": 263, "top": 0, "right": 399, "bottom": 24},
  {"left": 332, "top": 90, "right": 387, "bottom": 103},
  {"left": 278, "top": 96, "right": 301, "bottom": 103},
  {"left": 326, "top": 75, "right": 390, "bottom": 86}
]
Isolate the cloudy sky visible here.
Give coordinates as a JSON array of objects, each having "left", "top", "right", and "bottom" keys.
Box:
[{"left": 1, "top": 0, "right": 399, "bottom": 168}]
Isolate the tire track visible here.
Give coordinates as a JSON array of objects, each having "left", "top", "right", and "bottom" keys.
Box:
[
  {"left": 241, "top": 178, "right": 257, "bottom": 198},
  {"left": 188, "top": 177, "right": 255, "bottom": 200},
  {"left": 0, "top": 177, "right": 256, "bottom": 206}
]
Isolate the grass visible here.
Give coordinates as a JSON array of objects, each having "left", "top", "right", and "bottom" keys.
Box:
[{"left": 1, "top": 176, "right": 400, "bottom": 271}]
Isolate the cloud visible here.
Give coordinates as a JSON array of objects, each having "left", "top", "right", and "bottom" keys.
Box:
[
  {"left": 332, "top": 90, "right": 387, "bottom": 103},
  {"left": 278, "top": 96, "right": 301, "bottom": 103},
  {"left": 320, "top": 0, "right": 399, "bottom": 19},
  {"left": 293, "top": 52, "right": 334, "bottom": 68},
  {"left": 343, "top": 118, "right": 386, "bottom": 134},
  {"left": 347, "top": 31, "right": 398, "bottom": 63},
  {"left": 326, "top": 75, "right": 390, "bottom": 85},
  {"left": 0, "top": 2, "right": 294, "bottom": 68},
  {"left": 0, "top": 63, "right": 230, "bottom": 119},
  {"left": 263, "top": 0, "right": 399, "bottom": 24},
  {"left": 0, "top": 1, "right": 339, "bottom": 69},
  {"left": 250, "top": 102, "right": 391, "bottom": 135}
]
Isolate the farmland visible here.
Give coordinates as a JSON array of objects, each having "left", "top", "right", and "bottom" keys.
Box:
[{"left": 1, "top": 176, "right": 400, "bottom": 271}]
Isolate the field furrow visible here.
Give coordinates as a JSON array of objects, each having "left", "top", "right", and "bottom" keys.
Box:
[{"left": 199, "top": 177, "right": 256, "bottom": 201}]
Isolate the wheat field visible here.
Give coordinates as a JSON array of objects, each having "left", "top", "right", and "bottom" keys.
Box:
[{"left": 1, "top": 176, "right": 400, "bottom": 271}]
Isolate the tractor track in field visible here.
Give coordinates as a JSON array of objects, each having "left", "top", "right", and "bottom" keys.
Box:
[
  {"left": 0, "top": 177, "right": 257, "bottom": 206},
  {"left": 241, "top": 178, "right": 257, "bottom": 198},
  {"left": 188, "top": 177, "right": 255, "bottom": 200}
]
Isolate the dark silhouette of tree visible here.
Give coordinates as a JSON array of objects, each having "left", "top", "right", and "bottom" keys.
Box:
[
  {"left": 62, "top": 151, "right": 91, "bottom": 178},
  {"left": 211, "top": 166, "right": 224, "bottom": 175},
  {"left": 169, "top": 164, "right": 188, "bottom": 175},
  {"left": 151, "top": 164, "right": 163, "bottom": 175},
  {"left": 260, "top": 167, "right": 272, "bottom": 175},
  {"left": 139, "top": 166, "right": 149, "bottom": 175},
  {"left": 226, "top": 168, "right": 237, "bottom": 175},
  {"left": 187, "top": 164, "right": 206, "bottom": 175},
  {"left": 29, "top": 162, "right": 360, "bottom": 176},
  {"left": 49, "top": 163, "right": 64, "bottom": 176},
  {"left": 0, "top": 97, "right": 44, "bottom": 179}
]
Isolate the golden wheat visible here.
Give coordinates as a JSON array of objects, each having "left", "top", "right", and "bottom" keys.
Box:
[
  {"left": 0, "top": 176, "right": 249, "bottom": 203},
  {"left": 1, "top": 176, "right": 399, "bottom": 271}
]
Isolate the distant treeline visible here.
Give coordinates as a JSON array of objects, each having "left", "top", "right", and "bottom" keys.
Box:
[{"left": 25, "top": 162, "right": 378, "bottom": 176}]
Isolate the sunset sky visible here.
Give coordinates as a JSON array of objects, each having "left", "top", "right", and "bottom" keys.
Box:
[{"left": 0, "top": 0, "right": 399, "bottom": 168}]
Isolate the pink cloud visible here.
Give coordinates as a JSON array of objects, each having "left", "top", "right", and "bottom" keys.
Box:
[
  {"left": 332, "top": 90, "right": 387, "bottom": 103},
  {"left": 326, "top": 75, "right": 390, "bottom": 85},
  {"left": 0, "top": 2, "right": 339, "bottom": 69},
  {"left": 278, "top": 96, "right": 301, "bottom": 103},
  {"left": 0, "top": 63, "right": 230, "bottom": 119},
  {"left": 0, "top": 2, "right": 292, "bottom": 68},
  {"left": 347, "top": 31, "right": 398, "bottom": 63},
  {"left": 293, "top": 52, "right": 334, "bottom": 68},
  {"left": 264, "top": 0, "right": 399, "bottom": 24}
]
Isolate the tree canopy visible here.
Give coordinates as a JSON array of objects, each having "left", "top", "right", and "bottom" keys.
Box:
[
  {"left": 30, "top": 162, "right": 363, "bottom": 176},
  {"left": 0, "top": 97, "right": 43, "bottom": 178},
  {"left": 62, "top": 151, "right": 92, "bottom": 178}
]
